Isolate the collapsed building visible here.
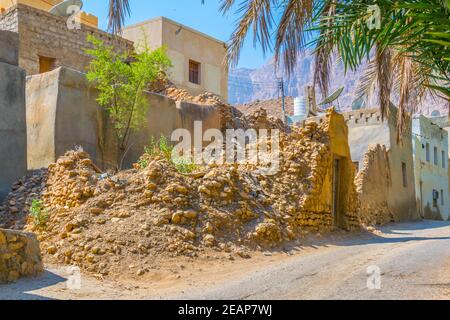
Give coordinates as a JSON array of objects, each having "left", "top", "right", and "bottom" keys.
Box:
[
  {"left": 305, "top": 105, "right": 420, "bottom": 224},
  {"left": 0, "top": 109, "right": 363, "bottom": 278}
]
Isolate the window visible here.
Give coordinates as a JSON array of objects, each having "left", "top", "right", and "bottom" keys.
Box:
[
  {"left": 426, "top": 143, "right": 430, "bottom": 162},
  {"left": 39, "top": 56, "right": 56, "bottom": 73},
  {"left": 402, "top": 162, "right": 407, "bottom": 188},
  {"left": 441, "top": 190, "right": 444, "bottom": 206},
  {"left": 434, "top": 147, "right": 438, "bottom": 165},
  {"left": 189, "top": 60, "right": 200, "bottom": 84},
  {"left": 442, "top": 151, "right": 446, "bottom": 169},
  {"left": 433, "top": 189, "right": 439, "bottom": 207}
]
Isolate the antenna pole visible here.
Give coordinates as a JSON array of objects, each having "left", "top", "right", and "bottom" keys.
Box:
[{"left": 278, "top": 77, "right": 286, "bottom": 124}]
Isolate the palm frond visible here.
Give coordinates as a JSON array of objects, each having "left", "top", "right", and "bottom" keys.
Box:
[
  {"left": 222, "top": 0, "right": 275, "bottom": 69},
  {"left": 108, "top": 0, "right": 131, "bottom": 34}
]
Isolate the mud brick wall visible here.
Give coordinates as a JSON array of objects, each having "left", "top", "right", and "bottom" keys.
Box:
[
  {"left": 0, "top": 4, "right": 133, "bottom": 75},
  {"left": 355, "top": 144, "right": 393, "bottom": 225},
  {"left": 297, "top": 110, "right": 360, "bottom": 231},
  {"left": 26, "top": 67, "right": 222, "bottom": 170},
  {"left": 0, "top": 229, "right": 43, "bottom": 283}
]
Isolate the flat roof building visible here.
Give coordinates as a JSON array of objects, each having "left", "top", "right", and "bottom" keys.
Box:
[{"left": 123, "top": 17, "right": 229, "bottom": 101}]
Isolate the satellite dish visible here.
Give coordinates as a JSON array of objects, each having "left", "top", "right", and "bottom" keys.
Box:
[
  {"left": 351, "top": 97, "right": 366, "bottom": 110},
  {"left": 318, "top": 87, "right": 345, "bottom": 106},
  {"left": 49, "top": 0, "right": 83, "bottom": 17},
  {"left": 431, "top": 110, "right": 441, "bottom": 117}
]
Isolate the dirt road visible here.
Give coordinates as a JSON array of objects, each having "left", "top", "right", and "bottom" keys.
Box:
[{"left": 1, "top": 220, "right": 450, "bottom": 300}]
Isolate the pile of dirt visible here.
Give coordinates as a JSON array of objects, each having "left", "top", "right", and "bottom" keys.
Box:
[
  {"left": 0, "top": 169, "right": 48, "bottom": 230},
  {"left": 158, "top": 84, "right": 287, "bottom": 133},
  {"left": 0, "top": 110, "right": 355, "bottom": 278}
]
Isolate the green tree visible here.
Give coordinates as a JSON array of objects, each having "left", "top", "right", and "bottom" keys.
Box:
[{"left": 85, "top": 35, "right": 172, "bottom": 169}]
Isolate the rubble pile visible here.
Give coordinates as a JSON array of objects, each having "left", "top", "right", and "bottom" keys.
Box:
[
  {"left": 0, "top": 110, "right": 359, "bottom": 277},
  {"left": 355, "top": 145, "right": 393, "bottom": 225}
]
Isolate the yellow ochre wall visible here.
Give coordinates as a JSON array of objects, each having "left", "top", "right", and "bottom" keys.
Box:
[
  {"left": 0, "top": 0, "right": 98, "bottom": 28},
  {"left": 123, "top": 17, "right": 228, "bottom": 101}
]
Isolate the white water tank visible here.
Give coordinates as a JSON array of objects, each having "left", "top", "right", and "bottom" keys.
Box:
[{"left": 294, "top": 96, "right": 307, "bottom": 118}]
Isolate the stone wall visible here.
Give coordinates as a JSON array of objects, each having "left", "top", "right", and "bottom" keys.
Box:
[
  {"left": 0, "top": 30, "right": 27, "bottom": 202},
  {"left": 0, "top": 229, "right": 43, "bottom": 283},
  {"left": 0, "top": 4, "right": 133, "bottom": 75},
  {"left": 26, "top": 67, "right": 222, "bottom": 170}
]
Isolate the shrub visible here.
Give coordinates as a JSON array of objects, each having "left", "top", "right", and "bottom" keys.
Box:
[
  {"left": 139, "top": 136, "right": 199, "bottom": 173},
  {"left": 30, "top": 199, "right": 49, "bottom": 228}
]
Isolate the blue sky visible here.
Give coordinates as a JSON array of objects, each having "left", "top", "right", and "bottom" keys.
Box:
[{"left": 82, "top": 0, "right": 271, "bottom": 69}]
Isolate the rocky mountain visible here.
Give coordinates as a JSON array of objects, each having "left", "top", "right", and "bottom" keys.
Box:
[{"left": 229, "top": 53, "right": 448, "bottom": 116}]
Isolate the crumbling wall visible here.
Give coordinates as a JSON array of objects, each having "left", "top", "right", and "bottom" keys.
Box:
[
  {"left": 301, "top": 110, "right": 359, "bottom": 230},
  {"left": 0, "top": 30, "right": 26, "bottom": 201},
  {"left": 26, "top": 67, "right": 222, "bottom": 170},
  {"left": 344, "top": 106, "right": 418, "bottom": 221},
  {"left": 355, "top": 145, "right": 393, "bottom": 225},
  {"left": 0, "top": 229, "right": 43, "bottom": 282}
]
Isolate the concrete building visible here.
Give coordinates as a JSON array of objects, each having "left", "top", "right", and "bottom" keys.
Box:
[
  {"left": 0, "top": 30, "right": 26, "bottom": 201},
  {"left": 0, "top": 1, "right": 132, "bottom": 75},
  {"left": 428, "top": 115, "right": 450, "bottom": 157},
  {"left": 123, "top": 16, "right": 228, "bottom": 101},
  {"left": 342, "top": 105, "right": 419, "bottom": 222},
  {"left": 412, "top": 116, "right": 449, "bottom": 220}
]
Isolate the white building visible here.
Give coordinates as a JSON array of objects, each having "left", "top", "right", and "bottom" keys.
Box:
[{"left": 412, "top": 115, "right": 449, "bottom": 220}]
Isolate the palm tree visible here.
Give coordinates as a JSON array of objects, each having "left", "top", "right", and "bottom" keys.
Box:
[
  {"left": 313, "top": 0, "right": 450, "bottom": 135},
  {"left": 107, "top": 0, "right": 131, "bottom": 35},
  {"left": 107, "top": 0, "right": 449, "bottom": 134}
]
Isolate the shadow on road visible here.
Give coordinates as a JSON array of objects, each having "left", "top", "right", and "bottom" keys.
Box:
[
  {"left": 381, "top": 220, "right": 450, "bottom": 233},
  {"left": 0, "top": 270, "right": 66, "bottom": 300},
  {"left": 275, "top": 220, "right": 450, "bottom": 255}
]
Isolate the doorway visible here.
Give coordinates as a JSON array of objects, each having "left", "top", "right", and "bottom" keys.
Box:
[{"left": 332, "top": 157, "right": 344, "bottom": 228}]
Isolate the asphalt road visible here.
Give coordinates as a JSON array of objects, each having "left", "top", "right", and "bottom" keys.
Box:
[
  {"left": 171, "top": 220, "right": 450, "bottom": 300},
  {"left": 1, "top": 220, "right": 450, "bottom": 300}
]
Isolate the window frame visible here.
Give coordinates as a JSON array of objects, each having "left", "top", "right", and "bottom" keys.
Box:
[
  {"left": 434, "top": 146, "right": 438, "bottom": 165},
  {"left": 188, "top": 59, "right": 201, "bottom": 85}
]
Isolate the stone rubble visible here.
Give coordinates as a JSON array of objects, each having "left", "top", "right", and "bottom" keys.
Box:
[{"left": 0, "top": 229, "right": 43, "bottom": 283}]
